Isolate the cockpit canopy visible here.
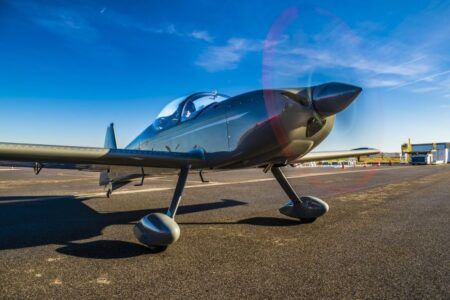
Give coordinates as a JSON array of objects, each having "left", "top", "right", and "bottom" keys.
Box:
[{"left": 152, "top": 92, "right": 229, "bottom": 131}]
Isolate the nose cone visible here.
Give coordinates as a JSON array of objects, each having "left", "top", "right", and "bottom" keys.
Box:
[{"left": 312, "top": 82, "right": 362, "bottom": 117}]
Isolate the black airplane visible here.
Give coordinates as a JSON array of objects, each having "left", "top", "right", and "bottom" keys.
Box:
[{"left": 0, "top": 82, "right": 379, "bottom": 250}]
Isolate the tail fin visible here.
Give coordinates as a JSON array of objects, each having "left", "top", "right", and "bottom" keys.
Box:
[
  {"left": 100, "top": 123, "right": 117, "bottom": 186},
  {"left": 104, "top": 123, "right": 117, "bottom": 149}
]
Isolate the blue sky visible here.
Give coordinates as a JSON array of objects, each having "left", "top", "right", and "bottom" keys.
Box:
[{"left": 0, "top": 0, "right": 449, "bottom": 151}]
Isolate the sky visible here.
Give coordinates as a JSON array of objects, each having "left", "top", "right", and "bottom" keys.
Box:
[{"left": 0, "top": 0, "right": 449, "bottom": 152}]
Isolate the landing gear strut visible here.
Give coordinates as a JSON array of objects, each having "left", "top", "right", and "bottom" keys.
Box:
[
  {"left": 106, "top": 183, "right": 113, "bottom": 198},
  {"left": 271, "top": 166, "right": 329, "bottom": 223},
  {"left": 135, "top": 167, "right": 145, "bottom": 186},
  {"left": 199, "top": 170, "right": 209, "bottom": 183},
  {"left": 33, "top": 162, "right": 43, "bottom": 175},
  {"left": 134, "top": 165, "right": 190, "bottom": 251}
]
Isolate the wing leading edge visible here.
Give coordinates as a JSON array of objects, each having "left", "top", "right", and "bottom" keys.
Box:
[
  {"left": 0, "top": 142, "right": 380, "bottom": 169},
  {"left": 294, "top": 148, "right": 380, "bottom": 163},
  {"left": 0, "top": 142, "right": 204, "bottom": 169}
]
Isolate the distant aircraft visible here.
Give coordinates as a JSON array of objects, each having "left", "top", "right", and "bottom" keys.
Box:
[{"left": 0, "top": 82, "right": 379, "bottom": 250}]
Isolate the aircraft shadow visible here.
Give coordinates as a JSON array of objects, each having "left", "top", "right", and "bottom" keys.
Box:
[
  {"left": 0, "top": 195, "right": 246, "bottom": 259},
  {"left": 180, "top": 217, "right": 305, "bottom": 227},
  {"left": 56, "top": 240, "right": 154, "bottom": 259},
  {"left": 56, "top": 216, "right": 306, "bottom": 259}
]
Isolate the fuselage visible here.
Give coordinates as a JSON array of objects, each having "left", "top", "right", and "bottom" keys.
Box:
[{"left": 126, "top": 88, "right": 335, "bottom": 171}]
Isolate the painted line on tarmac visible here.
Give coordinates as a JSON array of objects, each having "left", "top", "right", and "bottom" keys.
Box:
[
  {"left": 0, "top": 195, "right": 72, "bottom": 204},
  {"left": 0, "top": 167, "right": 408, "bottom": 204},
  {"left": 79, "top": 166, "right": 407, "bottom": 198}
]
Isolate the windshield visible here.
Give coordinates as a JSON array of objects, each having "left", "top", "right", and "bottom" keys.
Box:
[
  {"left": 156, "top": 96, "right": 187, "bottom": 118},
  {"left": 152, "top": 95, "right": 187, "bottom": 131}
]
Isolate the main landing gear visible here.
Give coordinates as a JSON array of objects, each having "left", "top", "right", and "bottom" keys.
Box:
[
  {"left": 133, "top": 165, "right": 190, "bottom": 251},
  {"left": 199, "top": 170, "right": 209, "bottom": 183},
  {"left": 271, "top": 166, "right": 329, "bottom": 223},
  {"left": 133, "top": 165, "right": 327, "bottom": 251}
]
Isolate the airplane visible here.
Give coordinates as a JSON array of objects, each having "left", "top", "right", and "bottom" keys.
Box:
[{"left": 0, "top": 82, "right": 379, "bottom": 251}]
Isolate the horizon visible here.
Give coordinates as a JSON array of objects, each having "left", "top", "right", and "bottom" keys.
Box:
[{"left": 1, "top": 1, "right": 449, "bottom": 152}]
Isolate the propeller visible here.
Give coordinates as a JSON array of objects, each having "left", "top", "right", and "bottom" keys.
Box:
[
  {"left": 295, "top": 82, "right": 362, "bottom": 137},
  {"left": 311, "top": 82, "right": 362, "bottom": 117}
]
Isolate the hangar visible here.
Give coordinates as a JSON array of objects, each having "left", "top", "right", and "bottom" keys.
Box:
[{"left": 401, "top": 140, "right": 450, "bottom": 165}]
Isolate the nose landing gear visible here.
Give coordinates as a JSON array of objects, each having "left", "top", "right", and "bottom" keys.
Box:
[{"left": 271, "top": 167, "right": 329, "bottom": 222}]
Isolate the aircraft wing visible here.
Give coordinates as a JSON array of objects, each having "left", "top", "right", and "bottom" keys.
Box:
[
  {"left": 0, "top": 142, "right": 204, "bottom": 169},
  {"left": 294, "top": 148, "right": 380, "bottom": 163}
]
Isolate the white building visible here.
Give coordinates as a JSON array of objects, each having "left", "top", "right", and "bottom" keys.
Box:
[{"left": 409, "top": 143, "right": 449, "bottom": 165}]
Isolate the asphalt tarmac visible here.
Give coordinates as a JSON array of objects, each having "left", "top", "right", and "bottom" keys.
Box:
[{"left": 0, "top": 165, "right": 449, "bottom": 299}]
